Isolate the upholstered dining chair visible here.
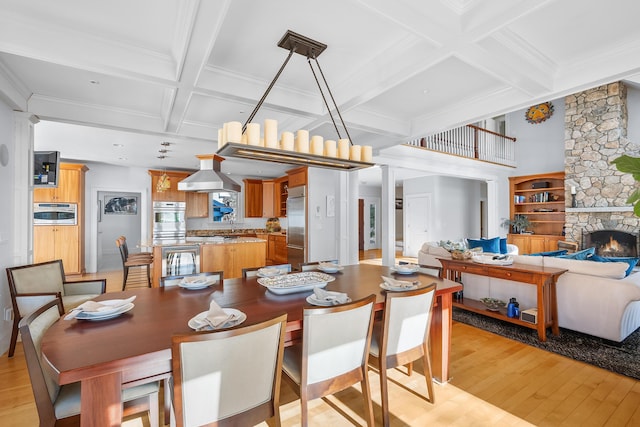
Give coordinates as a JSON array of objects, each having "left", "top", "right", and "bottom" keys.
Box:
[
  {"left": 116, "top": 236, "right": 153, "bottom": 290},
  {"left": 160, "top": 271, "right": 223, "bottom": 287},
  {"left": 242, "top": 263, "right": 291, "bottom": 278},
  {"left": 369, "top": 284, "right": 437, "bottom": 426},
  {"left": 299, "top": 260, "right": 339, "bottom": 271},
  {"left": 6, "top": 259, "right": 106, "bottom": 357},
  {"left": 171, "top": 313, "right": 288, "bottom": 426},
  {"left": 19, "top": 299, "right": 160, "bottom": 426},
  {"left": 282, "top": 294, "right": 376, "bottom": 427}
]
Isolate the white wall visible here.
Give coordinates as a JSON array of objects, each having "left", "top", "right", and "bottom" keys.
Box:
[
  {"left": 627, "top": 85, "right": 640, "bottom": 144},
  {"left": 307, "top": 168, "right": 340, "bottom": 262},
  {"left": 0, "top": 99, "right": 15, "bottom": 351}
]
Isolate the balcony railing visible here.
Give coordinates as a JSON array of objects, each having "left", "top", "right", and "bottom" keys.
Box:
[{"left": 405, "top": 124, "right": 516, "bottom": 167}]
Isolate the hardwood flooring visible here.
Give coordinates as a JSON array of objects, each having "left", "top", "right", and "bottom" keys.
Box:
[{"left": 3, "top": 265, "right": 640, "bottom": 426}]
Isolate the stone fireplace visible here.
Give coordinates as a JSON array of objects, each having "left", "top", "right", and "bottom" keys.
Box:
[
  {"left": 564, "top": 82, "right": 640, "bottom": 250},
  {"left": 583, "top": 229, "right": 638, "bottom": 257}
]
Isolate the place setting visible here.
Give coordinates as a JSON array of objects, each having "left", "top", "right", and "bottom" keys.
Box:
[
  {"left": 390, "top": 263, "right": 420, "bottom": 275},
  {"left": 256, "top": 267, "right": 287, "bottom": 278},
  {"left": 188, "top": 300, "right": 246, "bottom": 331},
  {"left": 64, "top": 296, "right": 137, "bottom": 321},
  {"left": 316, "top": 261, "right": 344, "bottom": 274},
  {"left": 379, "top": 275, "right": 420, "bottom": 292},
  {"left": 306, "top": 286, "right": 351, "bottom": 306},
  {"left": 178, "top": 276, "right": 219, "bottom": 290}
]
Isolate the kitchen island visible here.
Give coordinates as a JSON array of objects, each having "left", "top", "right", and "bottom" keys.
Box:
[{"left": 151, "top": 237, "right": 267, "bottom": 286}]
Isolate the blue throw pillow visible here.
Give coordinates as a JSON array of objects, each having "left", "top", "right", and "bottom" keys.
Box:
[
  {"left": 558, "top": 247, "right": 595, "bottom": 260},
  {"left": 588, "top": 254, "right": 639, "bottom": 277},
  {"left": 467, "top": 237, "right": 500, "bottom": 254},
  {"left": 529, "top": 250, "right": 568, "bottom": 257},
  {"left": 500, "top": 238, "right": 508, "bottom": 254}
]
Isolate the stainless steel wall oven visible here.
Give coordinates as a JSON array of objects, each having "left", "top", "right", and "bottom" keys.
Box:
[{"left": 153, "top": 201, "right": 186, "bottom": 241}]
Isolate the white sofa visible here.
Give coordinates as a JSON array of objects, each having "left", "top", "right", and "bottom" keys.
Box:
[{"left": 418, "top": 242, "right": 640, "bottom": 342}]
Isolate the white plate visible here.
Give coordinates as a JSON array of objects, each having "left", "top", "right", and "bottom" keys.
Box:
[
  {"left": 188, "top": 308, "right": 246, "bottom": 330},
  {"left": 76, "top": 303, "right": 134, "bottom": 321},
  {"left": 257, "top": 267, "right": 282, "bottom": 277},
  {"left": 318, "top": 264, "right": 344, "bottom": 273},
  {"left": 391, "top": 265, "right": 419, "bottom": 275},
  {"left": 74, "top": 297, "right": 136, "bottom": 317},
  {"left": 257, "top": 272, "right": 335, "bottom": 295},
  {"left": 379, "top": 283, "right": 418, "bottom": 292},
  {"left": 178, "top": 279, "right": 215, "bottom": 290},
  {"left": 306, "top": 294, "right": 352, "bottom": 306}
]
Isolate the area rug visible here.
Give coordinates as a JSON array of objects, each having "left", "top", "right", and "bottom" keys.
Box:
[{"left": 452, "top": 308, "right": 640, "bottom": 381}]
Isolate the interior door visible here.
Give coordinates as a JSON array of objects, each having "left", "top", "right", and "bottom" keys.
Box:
[
  {"left": 404, "top": 194, "right": 431, "bottom": 257},
  {"left": 97, "top": 191, "right": 142, "bottom": 272}
]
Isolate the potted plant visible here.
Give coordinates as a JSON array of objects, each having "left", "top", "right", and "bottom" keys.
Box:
[
  {"left": 502, "top": 215, "right": 532, "bottom": 234},
  {"left": 612, "top": 155, "right": 640, "bottom": 217}
]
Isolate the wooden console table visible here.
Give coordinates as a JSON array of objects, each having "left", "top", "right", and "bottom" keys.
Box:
[{"left": 439, "top": 258, "right": 567, "bottom": 341}]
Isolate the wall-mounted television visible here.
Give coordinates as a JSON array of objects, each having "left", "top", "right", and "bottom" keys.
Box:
[{"left": 33, "top": 151, "right": 60, "bottom": 188}]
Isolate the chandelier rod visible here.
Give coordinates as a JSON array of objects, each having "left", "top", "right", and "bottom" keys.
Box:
[
  {"left": 308, "top": 56, "right": 354, "bottom": 145},
  {"left": 242, "top": 47, "right": 295, "bottom": 133}
]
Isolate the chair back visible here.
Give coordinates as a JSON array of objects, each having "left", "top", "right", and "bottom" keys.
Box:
[
  {"left": 171, "top": 314, "right": 287, "bottom": 426},
  {"left": 379, "top": 284, "right": 436, "bottom": 360},
  {"left": 116, "top": 236, "right": 127, "bottom": 265},
  {"left": 160, "top": 271, "right": 223, "bottom": 287},
  {"left": 7, "top": 260, "right": 66, "bottom": 316},
  {"left": 303, "top": 294, "right": 375, "bottom": 388},
  {"left": 18, "top": 299, "right": 65, "bottom": 424}
]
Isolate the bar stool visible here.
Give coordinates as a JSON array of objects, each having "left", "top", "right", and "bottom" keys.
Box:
[{"left": 116, "top": 236, "right": 153, "bottom": 290}]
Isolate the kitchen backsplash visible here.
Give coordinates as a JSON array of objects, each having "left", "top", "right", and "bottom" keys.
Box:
[{"left": 186, "top": 216, "right": 287, "bottom": 232}]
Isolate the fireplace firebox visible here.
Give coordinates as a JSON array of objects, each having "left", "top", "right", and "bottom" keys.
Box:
[{"left": 583, "top": 230, "right": 639, "bottom": 258}]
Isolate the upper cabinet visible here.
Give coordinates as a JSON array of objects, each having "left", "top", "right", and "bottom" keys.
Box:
[
  {"left": 287, "top": 166, "right": 307, "bottom": 188},
  {"left": 243, "top": 179, "right": 264, "bottom": 218},
  {"left": 262, "top": 180, "right": 275, "bottom": 218},
  {"left": 33, "top": 163, "right": 88, "bottom": 203},
  {"left": 149, "top": 170, "right": 190, "bottom": 202}
]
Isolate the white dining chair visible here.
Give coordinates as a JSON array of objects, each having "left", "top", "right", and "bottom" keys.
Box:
[
  {"left": 19, "top": 299, "right": 160, "bottom": 426},
  {"left": 369, "top": 284, "right": 437, "bottom": 426},
  {"left": 281, "top": 294, "right": 376, "bottom": 427},
  {"left": 171, "top": 313, "right": 287, "bottom": 426}
]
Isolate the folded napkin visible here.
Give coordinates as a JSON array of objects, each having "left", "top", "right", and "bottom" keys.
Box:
[
  {"left": 381, "top": 275, "right": 418, "bottom": 290},
  {"left": 204, "top": 300, "right": 236, "bottom": 328},
  {"left": 65, "top": 296, "right": 136, "bottom": 320},
  {"left": 313, "top": 287, "right": 350, "bottom": 305}
]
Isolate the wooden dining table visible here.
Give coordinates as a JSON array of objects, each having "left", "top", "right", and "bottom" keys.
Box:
[{"left": 41, "top": 263, "right": 462, "bottom": 427}]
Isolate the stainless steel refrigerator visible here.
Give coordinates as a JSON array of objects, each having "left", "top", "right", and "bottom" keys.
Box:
[{"left": 287, "top": 186, "right": 306, "bottom": 270}]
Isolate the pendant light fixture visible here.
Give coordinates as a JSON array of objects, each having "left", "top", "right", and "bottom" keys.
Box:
[
  {"left": 216, "top": 30, "right": 374, "bottom": 170},
  {"left": 156, "top": 142, "right": 171, "bottom": 192}
]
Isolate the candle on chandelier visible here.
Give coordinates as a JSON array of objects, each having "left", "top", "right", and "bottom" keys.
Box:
[
  {"left": 246, "top": 123, "right": 260, "bottom": 146},
  {"left": 295, "top": 130, "right": 310, "bottom": 153},
  {"left": 350, "top": 144, "right": 362, "bottom": 161},
  {"left": 324, "top": 140, "right": 337, "bottom": 157},
  {"left": 311, "top": 136, "right": 324, "bottom": 155},
  {"left": 281, "top": 131, "right": 294, "bottom": 150},
  {"left": 361, "top": 145, "right": 373, "bottom": 162},
  {"left": 226, "top": 121, "right": 242, "bottom": 143},
  {"left": 338, "top": 139, "right": 350, "bottom": 159},
  {"left": 264, "top": 119, "right": 278, "bottom": 148}
]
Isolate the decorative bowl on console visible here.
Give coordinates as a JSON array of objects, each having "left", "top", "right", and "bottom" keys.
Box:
[
  {"left": 451, "top": 250, "right": 473, "bottom": 260},
  {"left": 480, "top": 298, "right": 506, "bottom": 311}
]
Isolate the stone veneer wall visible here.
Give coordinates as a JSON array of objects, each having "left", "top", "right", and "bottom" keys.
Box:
[{"left": 564, "top": 82, "right": 640, "bottom": 247}]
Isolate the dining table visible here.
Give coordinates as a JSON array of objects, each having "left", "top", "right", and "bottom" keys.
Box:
[{"left": 41, "top": 263, "right": 462, "bottom": 427}]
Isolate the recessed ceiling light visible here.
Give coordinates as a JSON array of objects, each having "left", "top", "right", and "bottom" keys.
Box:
[
  {"left": 118, "top": 156, "right": 127, "bottom": 161},
  {"left": 423, "top": 89, "right": 429, "bottom": 95},
  {"left": 113, "top": 143, "right": 124, "bottom": 148},
  {"left": 89, "top": 80, "right": 100, "bottom": 85}
]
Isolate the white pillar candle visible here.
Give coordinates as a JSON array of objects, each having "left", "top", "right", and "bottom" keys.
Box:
[
  {"left": 281, "top": 131, "right": 294, "bottom": 150},
  {"left": 246, "top": 123, "right": 260, "bottom": 146},
  {"left": 226, "top": 121, "right": 242, "bottom": 143},
  {"left": 571, "top": 186, "right": 576, "bottom": 195},
  {"left": 350, "top": 144, "right": 362, "bottom": 161},
  {"left": 311, "top": 135, "right": 324, "bottom": 155},
  {"left": 221, "top": 122, "right": 229, "bottom": 147},
  {"left": 295, "top": 130, "right": 310, "bottom": 153},
  {"left": 324, "top": 140, "right": 337, "bottom": 157},
  {"left": 264, "top": 119, "right": 278, "bottom": 148},
  {"left": 361, "top": 145, "right": 373, "bottom": 162},
  {"left": 338, "top": 139, "right": 350, "bottom": 159},
  {"left": 217, "top": 128, "right": 223, "bottom": 149}
]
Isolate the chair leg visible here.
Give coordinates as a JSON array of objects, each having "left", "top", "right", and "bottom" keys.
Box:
[
  {"left": 379, "top": 364, "right": 390, "bottom": 427},
  {"left": 164, "top": 378, "right": 171, "bottom": 425},
  {"left": 8, "top": 317, "right": 20, "bottom": 357},
  {"left": 407, "top": 361, "right": 413, "bottom": 376},
  {"left": 423, "top": 351, "right": 435, "bottom": 404},
  {"left": 148, "top": 391, "right": 159, "bottom": 427},
  {"left": 300, "top": 397, "right": 308, "bottom": 427},
  {"left": 360, "top": 367, "right": 375, "bottom": 427},
  {"left": 146, "top": 264, "right": 152, "bottom": 288},
  {"left": 122, "top": 266, "right": 129, "bottom": 291}
]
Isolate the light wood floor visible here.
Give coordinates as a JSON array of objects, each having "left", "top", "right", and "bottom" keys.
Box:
[{"left": 3, "top": 266, "right": 640, "bottom": 426}]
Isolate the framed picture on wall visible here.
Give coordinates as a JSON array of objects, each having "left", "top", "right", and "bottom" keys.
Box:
[{"left": 104, "top": 196, "right": 138, "bottom": 215}]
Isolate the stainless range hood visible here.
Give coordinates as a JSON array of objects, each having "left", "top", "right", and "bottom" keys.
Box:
[{"left": 178, "top": 154, "right": 240, "bottom": 192}]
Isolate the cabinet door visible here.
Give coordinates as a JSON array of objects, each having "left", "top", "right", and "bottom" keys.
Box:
[
  {"left": 287, "top": 167, "right": 307, "bottom": 188},
  {"left": 507, "top": 234, "right": 529, "bottom": 255},
  {"left": 201, "top": 244, "right": 230, "bottom": 276},
  {"left": 186, "top": 192, "right": 209, "bottom": 218},
  {"left": 243, "top": 179, "right": 263, "bottom": 217},
  {"left": 235, "top": 242, "right": 267, "bottom": 274},
  {"left": 529, "top": 236, "right": 547, "bottom": 254},
  {"left": 33, "top": 226, "right": 57, "bottom": 263},
  {"left": 56, "top": 226, "right": 81, "bottom": 274},
  {"left": 33, "top": 165, "right": 82, "bottom": 202},
  {"left": 274, "top": 236, "right": 287, "bottom": 264},
  {"left": 262, "top": 180, "right": 275, "bottom": 217}
]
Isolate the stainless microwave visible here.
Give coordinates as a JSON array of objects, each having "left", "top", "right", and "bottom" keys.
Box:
[{"left": 33, "top": 203, "right": 77, "bottom": 225}]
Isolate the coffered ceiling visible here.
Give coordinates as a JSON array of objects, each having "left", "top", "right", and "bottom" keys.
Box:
[{"left": 1, "top": 0, "right": 639, "bottom": 178}]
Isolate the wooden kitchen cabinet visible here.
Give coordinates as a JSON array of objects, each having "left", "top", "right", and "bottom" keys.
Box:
[
  {"left": 508, "top": 234, "right": 562, "bottom": 255},
  {"left": 201, "top": 241, "right": 266, "bottom": 279},
  {"left": 287, "top": 166, "right": 307, "bottom": 188},
  {"left": 270, "top": 234, "right": 287, "bottom": 264},
  {"left": 262, "top": 180, "right": 275, "bottom": 218},
  {"left": 33, "top": 225, "right": 82, "bottom": 275},
  {"left": 243, "top": 179, "right": 263, "bottom": 218},
  {"left": 185, "top": 192, "right": 209, "bottom": 218},
  {"left": 274, "top": 177, "right": 288, "bottom": 217},
  {"left": 33, "top": 163, "right": 87, "bottom": 203},
  {"left": 149, "top": 170, "right": 191, "bottom": 202},
  {"left": 33, "top": 163, "right": 87, "bottom": 275}
]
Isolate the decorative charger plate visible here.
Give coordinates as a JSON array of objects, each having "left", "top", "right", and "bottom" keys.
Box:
[{"left": 257, "top": 272, "right": 335, "bottom": 294}]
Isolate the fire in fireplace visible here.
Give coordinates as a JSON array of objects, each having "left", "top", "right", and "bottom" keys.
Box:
[{"left": 583, "top": 230, "right": 639, "bottom": 258}]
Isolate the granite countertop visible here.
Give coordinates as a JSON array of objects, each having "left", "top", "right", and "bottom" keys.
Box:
[{"left": 148, "top": 237, "right": 268, "bottom": 247}]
